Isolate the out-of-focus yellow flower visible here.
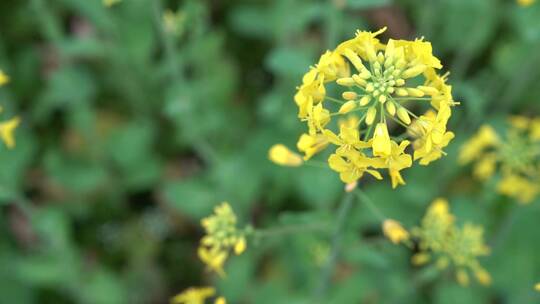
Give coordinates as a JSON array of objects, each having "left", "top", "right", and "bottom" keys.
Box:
[
  {"left": 517, "top": 0, "right": 535, "bottom": 6},
  {"left": 473, "top": 153, "right": 498, "bottom": 180},
  {"left": 535, "top": 283, "right": 540, "bottom": 292},
  {"left": 163, "top": 9, "right": 186, "bottom": 36},
  {"left": 460, "top": 118, "right": 540, "bottom": 204},
  {"left": 268, "top": 144, "right": 303, "bottom": 167},
  {"left": 412, "top": 198, "right": 490, "bottom": 286},
  {"left": 281, "top": 27, "right": 457, "bottom": 189},
  {"left": 0, "top": 70, "right": 9, "bottom": 86},
  {"left": 0, "top": 116, "right": 19, "bottom": 148},
  {"left": 459, "top": 125, "right": 499, "bottom": 164},
  {"left": 497, "top": 174, "right": 538, "bottom": 204},
  {"left": 102, "top": 0, "right": 121, "bottom": 7},
  {"left": 382, "top": 219, "right": 409, "bottom": 244},
  {"left": 214, "top": 297, "right": 226, "bottom": 304},
  {"left": 171, "top": 287, "right": 215, "bottom": 304},
  {"left": 199, "top": 202, "right": 247, "bottom": 276}
]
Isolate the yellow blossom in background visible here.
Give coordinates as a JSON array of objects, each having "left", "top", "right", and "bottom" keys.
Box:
[
  {"left": 198, "top": 202, "right": 247, "bottom": 276},
  {"left": 268, "top": 144, "right": 303, "bottom": 166},
  {"left": 273, "top": 27, "right": 458, "bottom": 188},
  {"left": 0, "top": 70, "right": 9, "bottom": 85},
  {"left": 171, "top": 287, "right": 220, "bottom": 304},
  {"left": 0, "top": 117, "right": 20, "bottom": 148},
  {"left": 382, "top": 219, "right": 409, "bottom": 244},
  {"left": 163, "top": 9, "right": 186, "bottom": 36},
  {"left": 412, "top": 198, "right": 490, "bottom": 286},
  {"left": 517, "top": 0, "right": 536, "bottom": 6},
  {"left": 460, "top": 117, "right": 540, "bottom": 203},
  {"left": 0, "top": 70, "right": 20, "bottom": 149},
  {"left": 535, "top": 283, "right": 540, "bottom": 292}
]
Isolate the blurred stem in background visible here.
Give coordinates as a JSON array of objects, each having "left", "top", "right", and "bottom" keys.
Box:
[{"left": 315, "top": 191, "right": 354, "bottom": 300}]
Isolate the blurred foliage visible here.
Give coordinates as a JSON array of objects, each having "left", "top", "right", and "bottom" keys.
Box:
[{"left": 1, "top": 0, "right": 540, "bottom": 303}]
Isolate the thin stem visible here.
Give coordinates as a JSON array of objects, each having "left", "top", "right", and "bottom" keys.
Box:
[
  {"left": 325, "top": 96, "right": 345, "bottom": 104},
  {"left": 254, "top": 223, "right": 330, "bottom": 238},
  {"left": 393, "top": 97, "right": 432, "bottom": 101},
  {"left": 314, "top": 192, "right": 354, "bottom": 299},
  {"left": 355, "top": 189, "right": 386, "bottom": 221}
]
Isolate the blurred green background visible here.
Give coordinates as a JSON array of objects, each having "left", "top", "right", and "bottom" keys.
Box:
[{"left": 1, "top": 0, "right": 540, "bottom": 303}]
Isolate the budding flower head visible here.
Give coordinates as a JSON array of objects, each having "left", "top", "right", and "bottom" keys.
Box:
[
  {"left": 460, "top": 117, "right": 540, "bottom": 204},
  {"left": 199, "top": 202, "right": 247, "bottom": 276},
  {"left": 289, "top": 27, "right": 457, "bottom": 189},
  {"left": 412, "top": 198, "right": 490, "bottom": 286},
  {"left": 382, "top": 219, "right": 409, "bottom": 244}
]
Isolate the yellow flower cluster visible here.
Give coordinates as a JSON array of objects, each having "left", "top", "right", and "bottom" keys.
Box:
[
  {"left": 171, "top": 287, "right": 226, "bottom": 304},
  {"left": 272, "top": 27, "right": 457, "bottom": 188},
  {"left": 198, "top": 202, "right": 247, "bottom": 277},
  {"left": 0, "top": 70, "right": 19, "bottom": 149},
  {"left": 460, "top": 117, "right": 540, "bottom": 203},
  {"left": 412, "top": 198, "right": 491, "bottom": 286}
]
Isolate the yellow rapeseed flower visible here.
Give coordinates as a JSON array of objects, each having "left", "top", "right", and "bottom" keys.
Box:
[
  {"left": 382, "top": 219, "right": 409, "bottom": 244},
  {"left": 268, "top": 144, "right": 303, "bottom": 166},
  {"left": 281, "top": 27, "right": 457, "bottom": 188},
  {"left": 460, "top": 117, "right": 540, "bottom": 203},
  {"left": 198, "top": 202, "right": 247, "bottom": 276},
  {"left": 412, "top": 198, "right": 490, "bottom": 286},
  {"left": 535, "top": 283, "right": 540, "bottom": 292}
]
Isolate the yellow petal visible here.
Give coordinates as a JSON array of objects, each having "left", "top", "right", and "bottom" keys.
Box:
[
  {"left": 372, "top": 123, "right": 391, "bottom": 157},
  {"left": 0, "top": 117, "right": 20, "bottom": 148}
]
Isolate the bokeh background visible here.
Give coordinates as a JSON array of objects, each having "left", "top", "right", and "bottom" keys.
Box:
[{"left": 1, "top": 0, "right": 540, "bottom": 303}]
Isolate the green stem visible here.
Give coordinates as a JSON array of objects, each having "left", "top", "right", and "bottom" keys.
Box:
[
  {"left": 315, "top": 192, "right": 354, "bottom": 299},
  {"left": 254, "top": 223, "right": 330, "bottom": 238},
  {"left": 355, "top": 189, "right": 386, "bottom": 221}
]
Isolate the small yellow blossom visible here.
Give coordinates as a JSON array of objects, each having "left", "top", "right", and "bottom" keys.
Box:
[
  {"left": 535, "top": 283, "right": 540, "bottom": 292},
  {"left": 0, "top": 70, "right": 9, "bottom": 86},
  {"left": 382, "top": 219, "right": 409, "bottom": 244},
  {"left": 0, "top": 116, "right": 20, "bottom": 148},
  {"left": 163, "top": 9, "right": 186, "bottom": 36},
  {"left": 268, "top": 144, "right": 303, "bottom": 167},
  {"left": 283, "top": 27, "right": 457, "bottom": 188},
  {"left": 199, "top": 202, "right": 247, "bottom": 276},
  {"left": 171, "top": 287, "right": 215, "bottom": 304}
]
